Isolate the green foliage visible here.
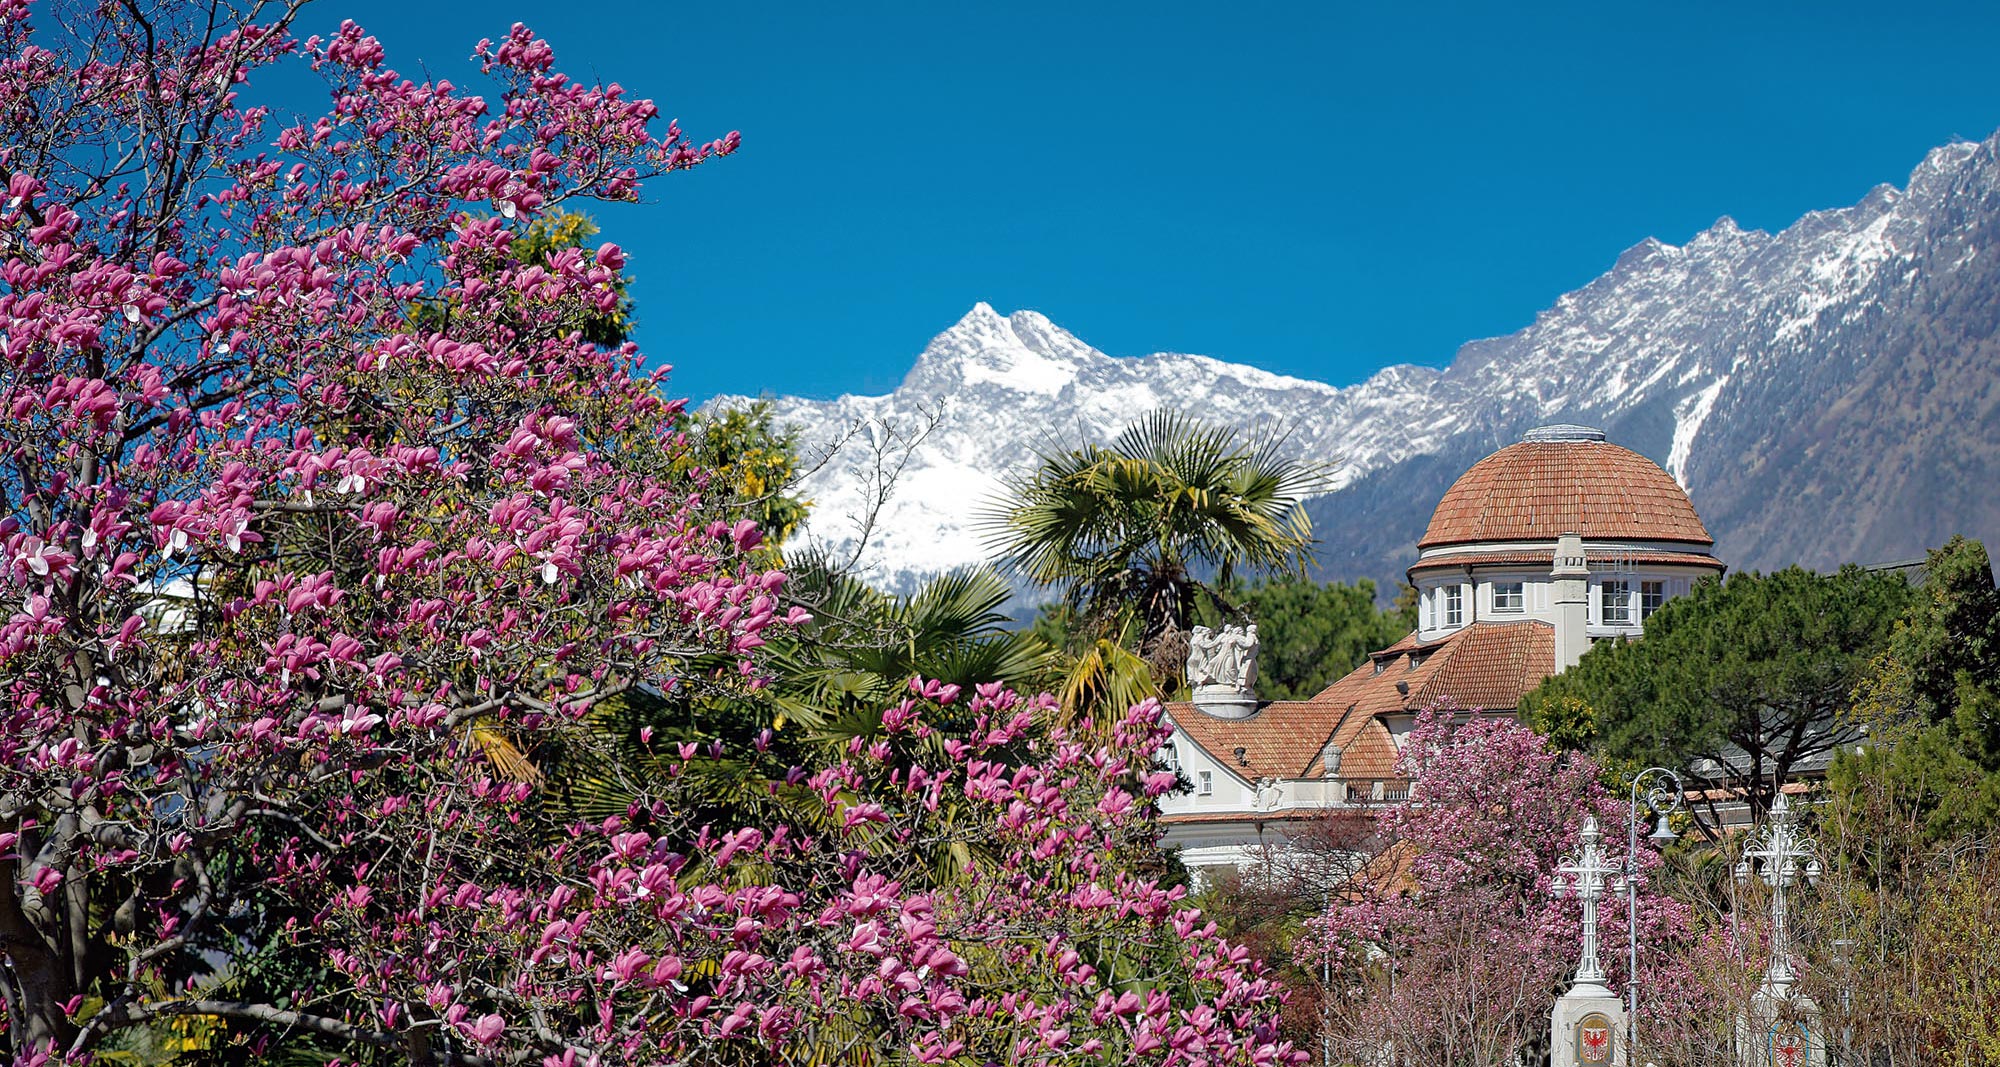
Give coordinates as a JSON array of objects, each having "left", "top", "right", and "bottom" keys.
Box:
[
  {"left": 1026, "top": 603, "right": 1164, "bottom": 732},
  {"left": 1854, "top": 536, "right": 2000, "bottom": 764},
  {"left": 1057, "top": 633, "right": 1164, "bottom": 726},
  {"left": 1827, "top": 721, "right": 2000, "bottom": 847},
  {"left": 1829, "top": 537, "right": 2000, "bottom": 845},
  {"left": 676, "top": 401, "right": 810, "bottom": 548},
  {"left": 558, "top": 560, "right": 1064, "bottom": 879},
  {"left": 1196, "top": 575, "right": 1413, "bottom": 701},
  {"left": 1391, "top": 581, "right": 1419, "bottom": 631},
  {"left": 1521, "top": 565, "right": 1913, "bottom": 814},
  {"left": 1811, "top": 546, "right": 2000, "bottom": 1066},
  {"left": 982, "top": 408, "right": 1332, "bottom": 693},
  {"left": 1521, "top": 692, "right": 1603, "bottom": 752},
  {"left": 764, "top": 559, "right": 1061, "bottom": 728},
  {"left": 409, "top": 210, "right": 632, "bottom": 348}
]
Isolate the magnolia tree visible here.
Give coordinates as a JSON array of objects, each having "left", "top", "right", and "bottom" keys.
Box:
[
  {"left": 1302, "top": 712, "right": 1694, "bottom": 1065},
  {"left": 0, "top": 2, "right": 1298, "bottom": 1064}
]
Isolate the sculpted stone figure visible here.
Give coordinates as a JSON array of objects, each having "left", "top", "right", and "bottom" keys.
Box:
[
  {"left": 1216, "top": 623, "right": 1259, "bottom": 691},
  {"left": 1189, "top": 621, "right": 1259, "bottom": 718},
  {"left": 1185, "top": 625, "right": 1221, "bottom": 687}
]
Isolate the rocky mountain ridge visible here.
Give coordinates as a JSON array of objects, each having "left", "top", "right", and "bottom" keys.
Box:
[{"left": 715, "top": 133, "right": 2000, "bottom": 595}]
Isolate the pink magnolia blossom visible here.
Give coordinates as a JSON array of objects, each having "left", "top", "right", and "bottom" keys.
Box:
[
  {"left": 0, "top": 4, "right": 1294, "bottom": 1064},
  {"left": 1303, "top": 709, "right": 1694, "bottom": 1063}
]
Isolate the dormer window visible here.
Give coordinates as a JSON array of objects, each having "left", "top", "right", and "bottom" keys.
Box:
[
  {"left": 1442, "top": 586, "right": 1464, "bottom": 627},
  {"left": 1493, "top": 581, "right": 1524, "bottom": 613}
]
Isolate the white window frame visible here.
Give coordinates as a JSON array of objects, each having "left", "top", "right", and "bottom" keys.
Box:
[
  {"left": 1443, "top": 585, "right": 1464, "bottom": 627},
  {"left": 1641, "top": 580, "right": 1665, "bottom": 619},
  {"left": 1197, "top": 770, "right": 1213, "bottom": 796},
  {"left": 1492, "top": 581, "right": 1524, "bottom": 613},
  {"left": 1602, "top": 580, "right": 1633, "bottom": 625}
]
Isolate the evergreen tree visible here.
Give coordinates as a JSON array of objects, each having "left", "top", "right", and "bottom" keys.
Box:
[
  {"left": 1809, "top": 541, "right": 2000, "bottom": 1064},
  {"left": 1521, "top": 565, "right": 1913, "bottom": 818},
  {"left": 1832, "top": 536, "right": 2000, "bottom": 842}
]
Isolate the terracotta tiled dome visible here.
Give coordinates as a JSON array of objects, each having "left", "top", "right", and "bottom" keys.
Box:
[{"left": 1418, "top": 426, "right": 1713, "bottom": 549}]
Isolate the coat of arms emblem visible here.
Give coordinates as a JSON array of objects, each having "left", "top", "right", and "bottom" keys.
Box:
[
  {"left": 1576, "top": 1011, "right": 1614, "bottom": 1066},
  {"left": 1769, "top": 1019, "right": 1810, "bottom": 1067}
]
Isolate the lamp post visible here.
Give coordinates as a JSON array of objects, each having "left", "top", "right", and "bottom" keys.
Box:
[
  {"left": 1623, "top": 767, "right": 1685, "bottom": 1061},
  {"left": 1734, "top": 791, "right": 1822, "bottom": 997}
]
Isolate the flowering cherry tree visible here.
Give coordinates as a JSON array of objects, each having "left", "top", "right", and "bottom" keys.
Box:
[
  {"left": 0, "top": 2, "right": 1298, "bottom": 1063},
  {"left": 1303, "top": 711, "right": 1693, "bottom": 1065}
]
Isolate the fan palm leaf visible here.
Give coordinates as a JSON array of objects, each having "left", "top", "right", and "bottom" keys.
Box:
[{"left": 981, "top": 407, "right": 1334, "bottom": 685}]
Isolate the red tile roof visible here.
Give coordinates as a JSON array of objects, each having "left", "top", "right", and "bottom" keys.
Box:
[
  {"left": 1167, "top": 697, "right": 1348, "bottom": 784},
  {"left": 1166, "top": 621, "right": 1555, "bottom": 783},
  {"left": 1405, "top": 621, "right": 1555, "bottom": 713},
  {"left": 1418, "top": 440, "right": 1713, "bottom": 549}
]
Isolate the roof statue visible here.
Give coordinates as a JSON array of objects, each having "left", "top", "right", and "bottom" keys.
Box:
[
  {"left": 1186, "top": 625, "right": 1218, "bottom": 687},
  {"left": 1189, "top": 623, "right": 1259, "bottom": 718}
]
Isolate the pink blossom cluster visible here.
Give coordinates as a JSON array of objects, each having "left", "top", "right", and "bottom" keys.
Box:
[
  {"left": 0, "top": 3, "right": 1292, "bottom": 1063},
  {"left": 1301, "top": 711, "right": 1695, "bottom": 1057},
  {"left": 297, "top": 690, "right": 1301, "bottom": 1066}
]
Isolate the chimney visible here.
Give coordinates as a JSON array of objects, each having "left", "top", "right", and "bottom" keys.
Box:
[{"left": 1552, "top": 532, "right": 1590, "bottom": 672}]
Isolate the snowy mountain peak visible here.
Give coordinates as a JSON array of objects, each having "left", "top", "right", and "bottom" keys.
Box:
[
  {"left": 1612, "top": 235, "right": 1676, "bottom": 271},
  {"left": 1919, "top": 139, "right": 1981, "bottom": 174},
  {"left": 718, "top": 129, "right": 2000, "bottom": 596},
  {"left": 902, "top": 304, "right": 1105, "bottom": 397}
]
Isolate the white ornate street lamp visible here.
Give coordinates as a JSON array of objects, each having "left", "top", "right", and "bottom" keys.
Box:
[{"left": 1734, "top": 791, "right": 1822, "bottom": 996}]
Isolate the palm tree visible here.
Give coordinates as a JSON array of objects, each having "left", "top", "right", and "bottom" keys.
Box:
[
  {"left": 982, "top": 409, "right": 1332, "bottom": 693},
  {"left": 758, "top": 558, "right": 1058, "bottom": 736}
]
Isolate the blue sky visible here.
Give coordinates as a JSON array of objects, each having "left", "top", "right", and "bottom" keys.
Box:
[{"left": 314, "top": 1, "right": 2000, "bottom": 403}]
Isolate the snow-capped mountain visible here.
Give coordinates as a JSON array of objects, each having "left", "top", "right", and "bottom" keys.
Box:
[
  {"left": 722, "top": 304, "right": 1356, "bottom": 593},
  {"left": 714, "top": 132, "right": 2000, "bottom": 595}
]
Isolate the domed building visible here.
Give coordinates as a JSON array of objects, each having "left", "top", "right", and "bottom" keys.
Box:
[{"left": 1157, "top": 425, "right": 1726, "bottom": 880}]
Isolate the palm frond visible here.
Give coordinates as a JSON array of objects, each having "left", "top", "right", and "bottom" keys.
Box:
[
  {"left": 980, "top": 406, "right": 1338, "bottom": 654},
  {"left": 1058, "top": 636, "right": 1161, "bottom": 735}
]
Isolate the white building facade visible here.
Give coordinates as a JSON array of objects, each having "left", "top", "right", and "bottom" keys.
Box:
[{"left": 1157, "top": 425, "right": 1727, "bottom": 883}]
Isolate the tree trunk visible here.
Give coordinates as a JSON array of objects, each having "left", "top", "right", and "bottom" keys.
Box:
[{"left": 0, "top": 886, "right": 78, "bottom": 1058}]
